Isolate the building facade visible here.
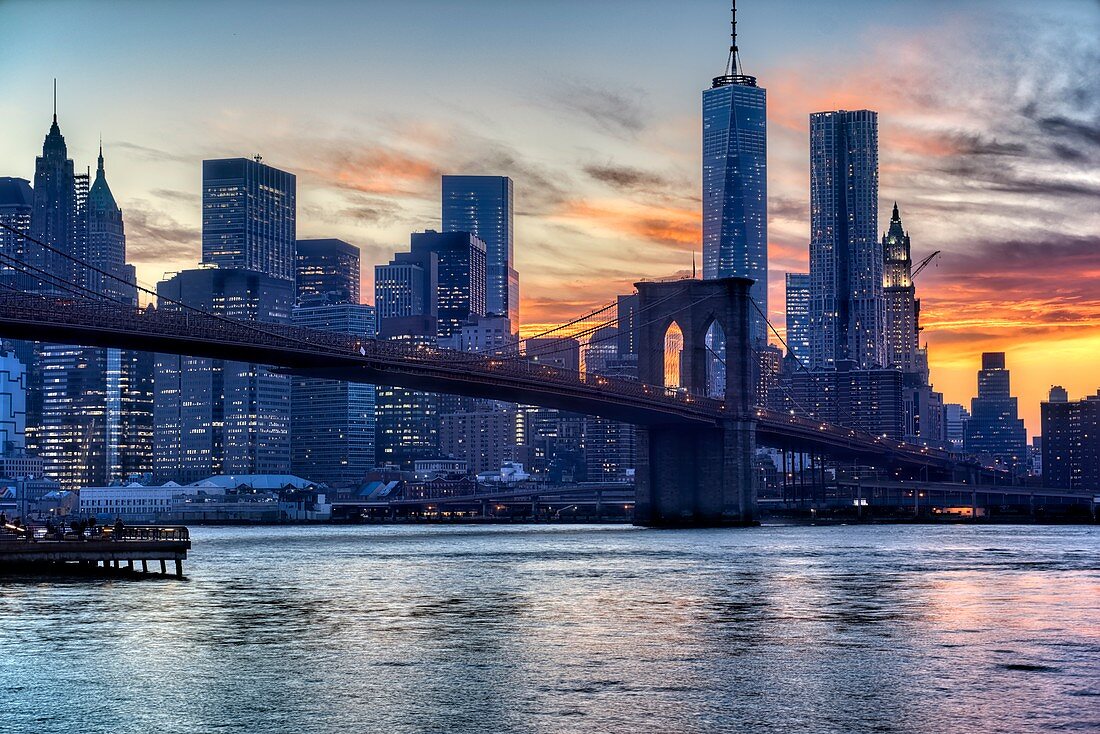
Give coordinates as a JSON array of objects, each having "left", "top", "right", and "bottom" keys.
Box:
[
  {"left": 439, "top": 407, "right": 519, "bottom": 475},
  {"left": 784, "top": 272, "right": 811, "bottom": 363},
  {"left": 202, "top": 157, "right": 296, "bottom": 281},
  {"left": 291, "top": 303, "right": 376, "bottom": 485},
  {"left": 882, "top": 203, "right": 920, "bottom": 373},
  {"left": 964, "top": 352, "right": 1027, "bottom": 469},
  {"left": 154, "top": 268, "right": 293, "bottom": 483},
  {"left": 808, "top": 109, "right": 884, "bottom": 370},
  {"left": 295, "top": 238, "right": 360, "bottom": 305},
  {"left": 442, "top": 175, "right": 518, "bottom": 328},
  {"left": 702, "top": 25, "right": 768, "bottom": 343},
  {"left": 408, "top": 230, "right": 486, "bottom": 340},
  {"left": 1041, "top": 387, "right": 1100, "bottom": 489}
]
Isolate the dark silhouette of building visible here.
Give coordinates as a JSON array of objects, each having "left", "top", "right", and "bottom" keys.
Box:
[
  {"left": 774, "top": 360, "right": 904, "bottom": 439},
  {"left": 964, "top": 352, "right": 1026, "bottom": 470},
  {"left": 1042, "top": 386, "right": 1100, "bottom": 489}
]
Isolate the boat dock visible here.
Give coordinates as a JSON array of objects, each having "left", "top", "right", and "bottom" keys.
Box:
[{"left": 0, "top": 523, "right": 191, "bottom": 577}]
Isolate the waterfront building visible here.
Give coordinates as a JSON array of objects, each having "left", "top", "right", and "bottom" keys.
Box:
[
  {"left": 1041, "top": 387, "right": 1100, "bottom": 489},
  {"left": 374, "top": 316, "right": 440, "bottom": 469},
  {"left": 202, "top": 157, "right": 296, "bottom": 281},
  {"left": 295, "top": 238, "right": 360, "bottom": 305},
  {"left": 408, "top": 230, "right": 486, "bottom": 340},
  {"left": 25, "top": 125, "right": 151, "bottom": 490},
  {"left": 808, "top": 109, "right": 884, "bottom": 370},
  {"left": 442, "top": 175, "right": 518, "bottom": 328},
  {"left": 583, "top": 343, "right": 637, "bottom": 482},
  {"left": 944, "top": 403, "right": 969, "bottom": 450},
  {"left": 702, "top": 7, "right": 767, "bottom": 343},
  {"left": 439, "top": 406, "right": 519, "bottom": 475},
  {"left": 291, "top": 303, "right": 376, "bottom": 486},
  {"left": 154, "top": 268, "right": 293, "bottom": 483},
  {"left": 784, "top": 273, "right": 811, "bottom": 363},
  {"left": 964, "top": 352, "right": 1027, "bottom": 470},
  {"left": 375, "top": 250, "right": 437, "bottom": 321}
]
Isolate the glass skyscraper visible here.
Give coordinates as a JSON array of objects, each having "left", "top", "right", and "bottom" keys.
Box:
[
  {"left": 202, "top": 157, "right": 296, "bottom": 281},
  {"left": 295, "top": 238, "right": 360, "bottom": 305},
  {"left": 154, "top": 268, "right": 293, "bottom": 483},
  {"left": 442, "top": 175, "right": 517, "bottom": 329},
  {"left": 292, "top": 303, "right": 376, "bottom": 485},
  {"left": 808, "top": 109, "right": 883, "bottom": 370},
  {"left": 784, "top": 272, "right": 811, "bottom": 363},
  {"left": 702, "top": 19, "right": 767, "bottom": 343},
  {"left": 409, "top": 230, "right": 486, "bottom": 340}
]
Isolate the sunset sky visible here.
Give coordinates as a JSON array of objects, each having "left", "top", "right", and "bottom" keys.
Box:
[{"left": 1, "top": 0, "right": 1097, "bottom": 435}]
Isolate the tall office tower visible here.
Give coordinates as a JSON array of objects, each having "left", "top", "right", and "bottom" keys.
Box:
[
  {"left": 86, "top": 146, "right": 136, "bottom": 302},
  {"left": 583, "top": 330, "right": 637, "bottom": 482},
  {"left": 409, "top": 230, "right": 486, "bottom": 339},
  {"left": 1042, "top": 387, "right": 1100, "bottom": 489},
  {"left": 0, "top": 178, "right": 34, "bottom": 291},
  {"left": 28, "top": 108, "right": 79, "bottom": 292},
  {"left": 964, "top": 352, "right": 1027, "bottom": 469},
  {"left": 882, "top": 203, "right": 920, "bottom": 374},
  {"left": 0, "top": 352, "right": 27, "bottom": 456},
  {"left": 702, "top": 3, "right": 767, "bottom": 342},
  {"left": 374, "top": 316, "right": 440, "bottom": 468},
  {"left": 808, "top": 109, "right": 883, "bottom": 370},
  {"left": 441, "top": 314, "right": 517, "bottom": 355},
  {"left": 202, "top": 157, "right": 296, "bottom": 281},
  {"left": 784, "top": 273, "right": 811, "bottom": 362},
  {"left": 442, "top": 175, "right": 517, "bottom": 328},
  {"left": 295, "top": 238, "right": 360, "bottom": 305},
  {"left": 154, "top": 268, "right": 293, "bottom": 483},
  {"left": 375, "top": 250, "right": 438, "bottom": 321},
  {"left": 292, "top": 303, "right": 376, "bottom": 485},
  {"left": 944, "top": 403, "right": 969, "bottom": 450}
]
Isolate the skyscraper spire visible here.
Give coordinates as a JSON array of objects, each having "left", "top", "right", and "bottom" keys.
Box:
[
  {"left": 98, "top": 136, "right": 104, "bottom": 174},
  {"left": 726, "top": 0, "right": 740, "bottom": 77},
  {"left": 52, "top": 78, "right": 57, "bottom": 123},
  {"left": 712, "top": 1, "right": 755, "bottom": 88}
]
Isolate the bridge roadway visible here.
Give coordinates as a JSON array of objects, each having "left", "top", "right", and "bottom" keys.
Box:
[{"left": 0, "top": 293, "right": 969, "bottom": 474}]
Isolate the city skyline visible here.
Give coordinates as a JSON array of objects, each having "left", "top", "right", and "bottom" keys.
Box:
[{"left": 0, "top": 1, "right": 1098, "bottom": 434}]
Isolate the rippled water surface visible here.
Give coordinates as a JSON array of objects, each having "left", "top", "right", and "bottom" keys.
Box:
[{"left": 2, "top": 523, "right": 1098, "bottom": 733}]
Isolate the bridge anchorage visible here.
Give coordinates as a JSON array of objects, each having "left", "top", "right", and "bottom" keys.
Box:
[{"left": 634, "top": 277, "right": 757, "bottom": 527}]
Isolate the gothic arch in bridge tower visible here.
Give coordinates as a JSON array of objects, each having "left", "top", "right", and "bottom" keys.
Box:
[
  {"left": 702, "top": 318, "right": 726, "bottom": 399},
  {"left": 662, "top": 320, "right": 684, "bottom": 389}
]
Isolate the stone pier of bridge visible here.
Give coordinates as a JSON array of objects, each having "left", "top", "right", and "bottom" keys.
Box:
[{"left": 633, "top": 277, "right": 758, "bottom": 528}]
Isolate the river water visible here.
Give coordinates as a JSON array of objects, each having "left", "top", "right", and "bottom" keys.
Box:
[{"left": 1, "top": 523, "right": 1097, "bottom": 733}]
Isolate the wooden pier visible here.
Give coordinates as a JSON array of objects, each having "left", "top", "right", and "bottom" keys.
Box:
[{"left": 0, "top": 525, "right": 191, "bottom": 577}]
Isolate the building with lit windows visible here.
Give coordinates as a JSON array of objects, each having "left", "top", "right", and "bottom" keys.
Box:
[
  {"left": 291, "top": 303, "right": 376, "bottom": 485},
  {"left": 295, "top": 238, "right": 360, "bottom": 305},
  {"left": 408, "top": 230, "right": 486, "bottom": 340},
  {"left": 442, "top": 175, "right": 517, "bottom": 328},
  {"left": 808, "top": 109, "right": 884, "bottom": 370},
  {"left": 154, "top": 268, "right": 293, "bottom": 483},
  {"left": 202, "top": 157, "right": 296, "bottom": 281},
  {"left": 375, "top": 250, "right": 437, "bottom": 321},
  {"left": 784, "top": 273, "right": 811, "bottom": 363},
  {"left": 702, "top": 12, "right": 767, "bottom": 343},
  {"left": 1041, "top": 387, "right": 1100, "bottom": 489}
]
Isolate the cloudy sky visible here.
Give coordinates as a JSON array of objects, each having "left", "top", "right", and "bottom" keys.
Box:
[{"left": 1, "top": 0, "right": 1098, "bottom": 434}]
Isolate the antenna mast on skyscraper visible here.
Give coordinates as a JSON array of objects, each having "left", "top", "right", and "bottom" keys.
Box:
[
  {"left": 726, "top": 0, "right": 740, "bottom": 76},
  {"left": 52, "top": 78, "right": 57, "bottom": 123},
  {"left": 713, "top": 1, "right": 756, "bottom": 88}
]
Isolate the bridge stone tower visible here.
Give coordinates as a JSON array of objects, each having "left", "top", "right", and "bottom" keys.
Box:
[{"left": 633, "top": 277, "right": 758, "bottom": 527}]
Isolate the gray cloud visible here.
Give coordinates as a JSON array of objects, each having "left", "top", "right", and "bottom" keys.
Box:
[
  {"left": 583, "top": 162, "right": 669, "bottom": 191},
  {"left": 123, "top": 203, "right": 200, "bottom": 262},
  {"left": 546, "top": 79, "right": 649, "bottom": 137}
]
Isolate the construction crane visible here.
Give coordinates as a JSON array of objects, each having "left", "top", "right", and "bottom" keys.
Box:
[{"left": 911, "top": 250, "right": 941, "bottom": 279}]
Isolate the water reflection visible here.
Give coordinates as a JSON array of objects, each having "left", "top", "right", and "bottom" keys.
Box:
[{"left": 1, "top": 524, "right": 1097, "bottom": 733}]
